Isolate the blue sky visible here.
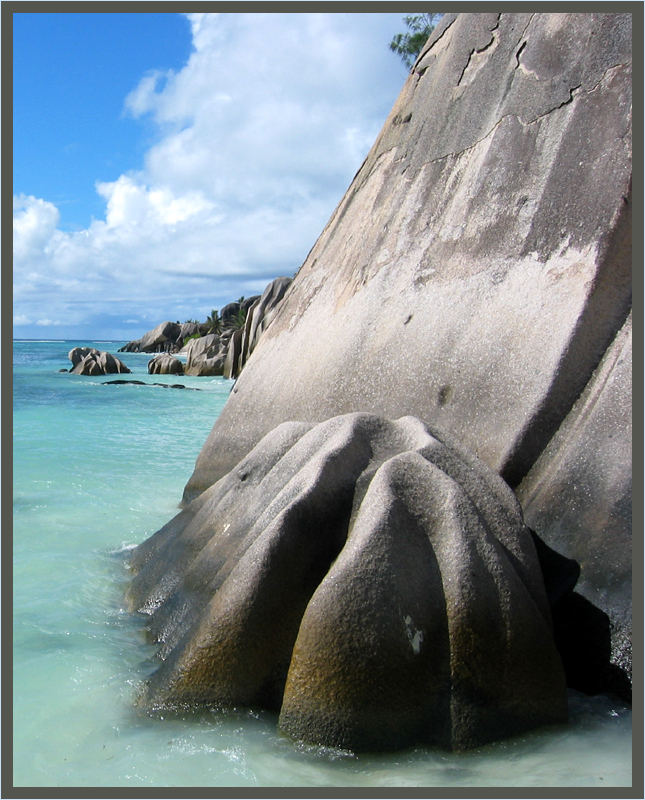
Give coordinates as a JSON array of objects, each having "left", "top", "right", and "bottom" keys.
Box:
[
  {"left": 13, "top": 11, "right": 413, "bottom": 340},
  {"left": 14, "top": 13, "right": 193, "bottom": 231}
]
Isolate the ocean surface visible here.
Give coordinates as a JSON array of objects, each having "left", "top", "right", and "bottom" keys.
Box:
[{"left": 12, "top": 340, "right": 633, "bottom": 789}]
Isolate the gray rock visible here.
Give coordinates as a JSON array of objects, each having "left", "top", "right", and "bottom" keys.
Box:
[
  {"left": 185, "top": 12, "right": 631, "bottom": 498},
  {"left": 517, "top": 313, "right": 632, "bottom": 697},
  {"left": 187, "top": 354, "right": 226, "bottom": 377},
  {"left": 69, "top": 349, "right": 131, "bottom": 375},
  {"left": 219, "top": 302, "right": 241, "bottom": 326},
  {"left": 68, "top": 346, "right": 99, "bottom": 367},
  {"left": 179, "top": 13, "right": 632, "bottom": 688},
  {"left": 223, "top": 328, "right": 244, "bottom": 379},
  {"left": 241, "top": 295, "right": 261, "bottom": 315},
  {"left": 238, "top": 277, "right": 292, "bottom": 374},
  {"left": 148, "top": 354, "right": 184, "bottom": 375},
  {"left": 119, "top": 321, "right": 182, "bottom": 353},
  {"left": 127, "top": 413, "right": 566, "bottom": 751},
  {"left": 182, "top": 333, "right": 219, "bottom": 360},
  {"left": 183, "top": 334, "right": 225, "bottom": 376},
  {"left": 176, "top": 322, "right": 202, "bottom": 348}
]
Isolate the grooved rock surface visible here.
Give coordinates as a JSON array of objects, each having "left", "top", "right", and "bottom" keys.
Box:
[
  {"left": 128, "top": 413, "right": 567, "bottom": 751},
  {"left": 148, "top": 354, "right": 184, "bottom": 375},
  {"left": 517, "top": 312, "right": 632, "bottom": 694},
  {"left": 237, "top": 277, "right": 293, "bottom": 377},
  {"left": 68, "top": 348, "right": 131, "bottom": 376},
  {"left": 183, "top": 12, "right": 631, "bottom": 503},
  {"left": 119, "top": 321, "right": 182, "bottom": 353},
  {"left": 183, "top": 334, "right": 226, "bottom": 377}
]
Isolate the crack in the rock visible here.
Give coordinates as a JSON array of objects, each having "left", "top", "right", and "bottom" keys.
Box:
[
  {"left": 357, "top": 56, "right": 629, "bottom": 200},
  {"left": 422, "top": 60, "right": 628, "bottom": 169},
  {"left": 515, "top": 40, "right": 527, "bottom": 68},
  {"left": 514, "top": 13, "right": 536, "bottom": 61},
  {"left": 456, "top": 13, "right": 502, "bottom": 87},
  {"left": 414, "top": 15, "right": 456, "bottom": 73},
  {"left": 585, "top": 61, "right": 632, "bottom": 96}
]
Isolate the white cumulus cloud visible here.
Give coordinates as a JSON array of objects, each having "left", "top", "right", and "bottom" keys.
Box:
[{"left": 13, "top": 12, "right": 408, "bottom": 339}]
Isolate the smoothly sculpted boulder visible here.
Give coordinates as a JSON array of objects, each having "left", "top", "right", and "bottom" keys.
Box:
[
  {"left": 182, "top": 334, "right": 226, "bottom": 376},
  {"left": 68, "top": 346, "right": 99, "bottom": 368},
  {"left": 128, "top": 413, "right": 567, "bottom": 751},
  {"left": 148, "top": 354, "right": 184, "bottom": 375},
  {"left": 68, "top": 348, "right": 130, "bottom": 376}
]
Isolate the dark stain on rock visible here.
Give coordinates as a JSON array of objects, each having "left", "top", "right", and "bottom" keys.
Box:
[
  {"left": 438, "top": 385, "right": 453, "bottom": 407},
  {"left": 392, "top": 112, "right": 412, "bottom": 126}
]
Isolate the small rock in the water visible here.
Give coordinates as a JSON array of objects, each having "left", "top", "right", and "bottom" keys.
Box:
[{"left": 102, "top": 380, "right": 200, "bottom": 391}]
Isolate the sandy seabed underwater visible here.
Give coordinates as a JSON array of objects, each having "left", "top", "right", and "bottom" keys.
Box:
[{"left": 12, "top": 340, "right": 633, "bottom": 789}]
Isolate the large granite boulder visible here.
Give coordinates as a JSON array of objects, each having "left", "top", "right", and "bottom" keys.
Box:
[
  {"left": 178, "top": 13, "right": 631, "bottom": 691},
  {"left": 180, "top": 333, "right": 220, "bottom": 359},
  {"left": 219, "top": 302, "right": 241, "bottom": 327},
  {"left": 68, "top": 346, "right": 99, "bottom": 368},
  {"left": 69, "top": 348, "right": 131, "bottom": 376},
  {"left": 148, "top": 354, "right": 184, "bottom": 375},
  {"left": 127, "top": 413, "right": 567, "bottom": 751},
  {"left": 185, "top": 12, "right": 631, "bottom": 495},
  {"left": 188, "top": 355, "right": 226, "bottom": 377},
  {"left": 183, "top": 334, "right": 226, "bottom": 377},
  {"left": 177, "top": 321, "right": 201, "bottom": 344},
  {"left": 119, "top": 321, "right": 182, "bottom": 353}
]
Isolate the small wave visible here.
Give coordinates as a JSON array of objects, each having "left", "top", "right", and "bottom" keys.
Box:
[{"left": 108, "top": 542, "right": 139, "bottom": 555}]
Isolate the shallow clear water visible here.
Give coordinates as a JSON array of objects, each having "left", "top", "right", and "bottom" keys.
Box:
[{"left": 12, "top": 341, "right": 633, "bottom": 788}]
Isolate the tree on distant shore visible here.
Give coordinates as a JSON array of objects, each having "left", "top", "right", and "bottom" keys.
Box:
[
  {"left": 206, "top": 309, "right": 221, "bottom": 334},
  {"left": 389, "top": 14, "right": 441, "bottom": 68}
]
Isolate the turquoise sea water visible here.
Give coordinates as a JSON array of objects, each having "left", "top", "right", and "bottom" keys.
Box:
[{"left": 12, "top": 340, "right": 633, "bottom": 789}]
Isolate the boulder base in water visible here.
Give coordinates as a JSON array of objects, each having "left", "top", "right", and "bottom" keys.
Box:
[{"left": 127, "top": 413, "right": 567, "bottom": 751}]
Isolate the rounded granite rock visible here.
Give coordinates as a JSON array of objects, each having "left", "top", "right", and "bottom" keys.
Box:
[
  {"left": 148, "top": 354, "right": 184, "bottom": 375},
  {"left": 127, "top": 413, "right": 567, "bottom": 751},
  {"left": 68, "top": 348, "right": 131, "bottom": 376}
]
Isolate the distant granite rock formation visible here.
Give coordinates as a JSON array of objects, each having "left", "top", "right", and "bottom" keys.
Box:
[
  {"left": 119, "top": 279, "right": 291, "bottom": 379},
  {"left": 234, "top": 276, "right": 293, "bottom": 379},
  {"left": 127, "top": 11, "right": 632, "bottom": 750},
  {"left": 68, "top": 347, "right": 131, "bottom": 376},
  {"left": 119, "top": 321, "right": 183, "bottom": 354},
  {"left": 127, "top": 413, "right": 568, "bottom": 751}
]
